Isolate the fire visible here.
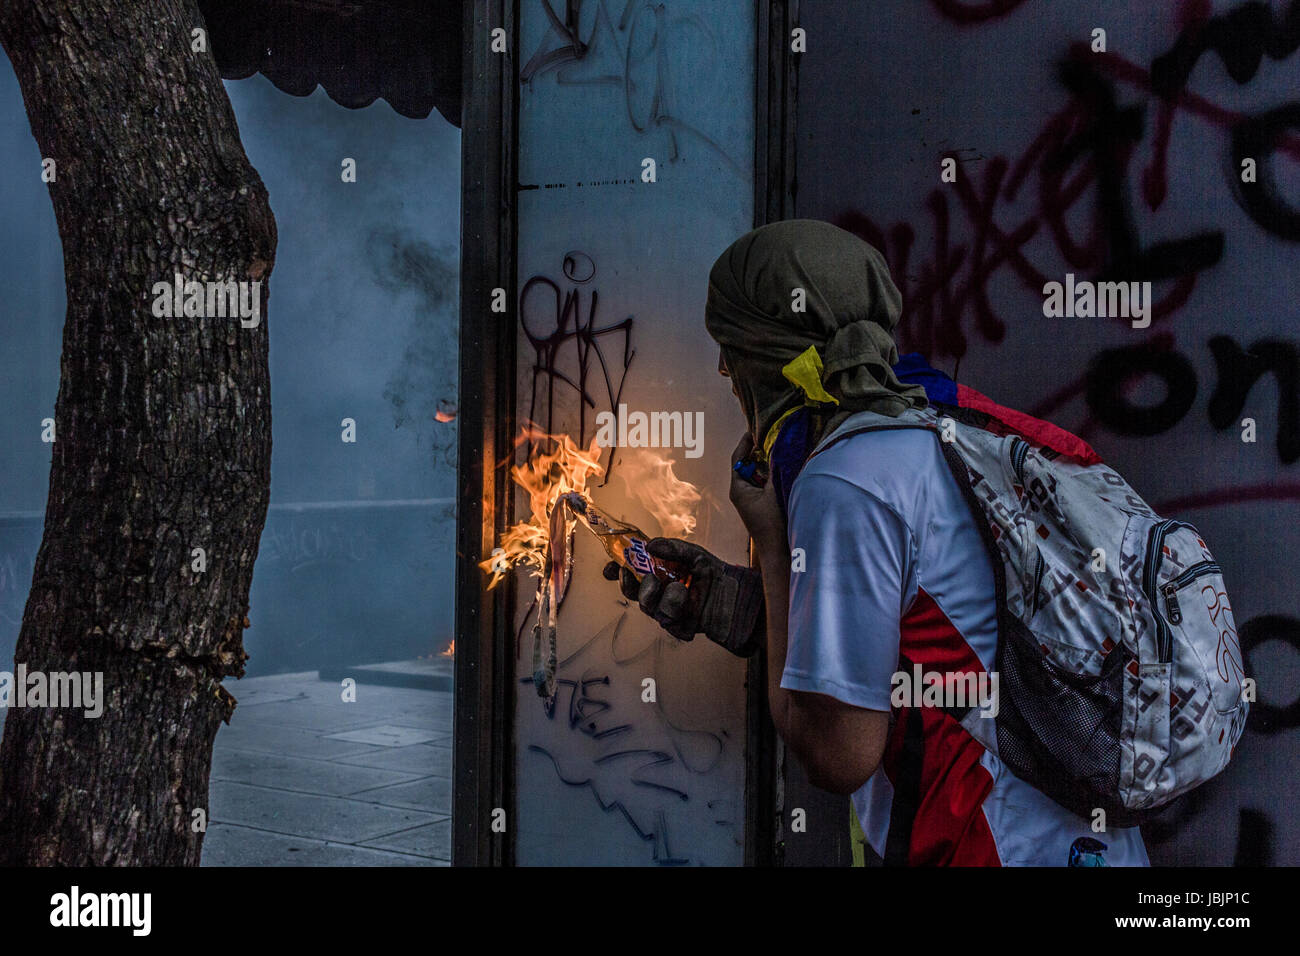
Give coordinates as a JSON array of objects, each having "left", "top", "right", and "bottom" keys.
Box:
[
  {"left": 480, "top": 424, "right": 704, "bottom": 703},
  {"left": 479, "top": 425, "right": 606, "bottom": 590},
  {"left": 440, "top": 640, "right": 455, "bottom": 658},
  {"left": 617, "top": 448, "right": 702, "bottom": 538}
]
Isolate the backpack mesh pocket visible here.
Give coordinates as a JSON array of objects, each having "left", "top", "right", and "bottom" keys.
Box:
[{"left": 993, "top": 610, "right": 1142, "bottom": 825}]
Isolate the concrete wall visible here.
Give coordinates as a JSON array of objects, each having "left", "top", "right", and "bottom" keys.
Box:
[{"left": 796, "top": 0, "right": 1300, "bottom": 864}]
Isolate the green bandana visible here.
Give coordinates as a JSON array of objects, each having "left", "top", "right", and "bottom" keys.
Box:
[{"left": 705, "top": 219, "right": 927, "bottom": 456}]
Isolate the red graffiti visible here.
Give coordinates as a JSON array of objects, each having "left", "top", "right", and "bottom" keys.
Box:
[
  {"left": 835, "top": 82, "right": 1202, "bottom": 360},
  {"left": 931, "top": 0, "right": 1030, "bottom": 25},
  {"left": 834, "top": 19, "right": 1300, "bottom": 362}
]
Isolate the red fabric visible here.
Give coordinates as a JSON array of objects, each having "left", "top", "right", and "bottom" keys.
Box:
[
  {"left": 956, "top": 383, "right": 1103, "bottom": 465},
  {"left": 880, "top": 588, "right": 1002, "bottom": 866}
]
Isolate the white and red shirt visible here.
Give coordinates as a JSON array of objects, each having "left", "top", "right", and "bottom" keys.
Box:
[{"left": 781, "top": 426, "right": 1148, "bottom": 866}]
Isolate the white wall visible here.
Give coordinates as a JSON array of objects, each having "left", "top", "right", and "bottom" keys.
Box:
[
  {"left": 797, "top": 0, "right": 1300, "bottom": 865},
  {"left": 512, "top": 0, "right": 755, "bottom": 866}
]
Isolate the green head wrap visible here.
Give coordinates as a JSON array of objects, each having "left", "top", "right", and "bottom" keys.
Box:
[{"left": 705, "top": 219, "right": 927, "bottom": 456}]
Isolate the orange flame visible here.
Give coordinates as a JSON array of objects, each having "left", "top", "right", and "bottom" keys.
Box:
[
  {"left": 479, "top": 426, "right": 606, "bottom": 589},
  {"left": 617, "top": 448, "right": 702, "bottom": 538},
  {"left": 480, "top": 425, "right": 704, "bottom": 593},
  {"left": 440, "top": 640, "right": 455, "bottom": 658}
]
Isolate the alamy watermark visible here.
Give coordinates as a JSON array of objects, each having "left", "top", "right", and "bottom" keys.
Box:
[
  {"left": 891, "top": 663, "right": 999, "bottom": 718},
  {"left": 150, "top": 273, "right": 261, "bottom": 327},
  {"left": 1042, "top": 273, "right": 1152, "bottom": 329},
  {"left": 0, "top": 664, "right": 103, "bottom": 718},
  {"left": 50, "top": 886, "right": 150, "bottom": 936},
  {"left": 594, "top": 404, "right": 704, "bottom": 458}
]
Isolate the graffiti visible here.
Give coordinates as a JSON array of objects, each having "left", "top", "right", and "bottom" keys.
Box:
[
  {"left": 1231, "top": 105, "right": 1300, "bottom": 241},
  {"left": 1235, "top": 808, "right": 1274, "bottom": 866},
  {"left": 524, "top": 611, "right": 726, "bottom": 765},
  {"left": 1209, "top": 337, "right": 1300, "bottom": 461},
  {"left": 811, "top": 0, "right": 1300, "bottom": 866},
  {"left": 259, "top": 519, "right": 379, "bottom": 572},
  {"left": 1239, "top": 614, "right": 1300, "bottom": 733},
  {"left": 1078, "top": 335, "right": 1300, "bottom": 463},
  {"left": 1152, "top": 0, "right": 1300, "bottom": 99},
  {"left": 527, "top": 746, "right": 690, "bottom": 864},
  {"left": 839, "top": 0, "right": 1300, "bottom": 363},
  {"left": 930, "top": 0, "right": 1030, "bottom": 25},
  {"left": 837, "top": 56, "right": 1225, "bottom": 360},
  {"left": 1085, "top": 340, "right": 1199, "bottom": 438},
  {"left": 520, "top": 0, "right": 744, "bottom": 177},
  {"left": 520, "top": 251, "right": 636, "bottom": 461},
  {"left": 521, "top": 608, "right": 728, "bottom": 863},
  {"left": 1141, "top": 785, "right": 1275, "bottom": 867}
]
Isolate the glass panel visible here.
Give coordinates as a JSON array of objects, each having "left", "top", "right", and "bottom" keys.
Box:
[{"left": 508, "top": 0, "right": 756, "bottom": 865}]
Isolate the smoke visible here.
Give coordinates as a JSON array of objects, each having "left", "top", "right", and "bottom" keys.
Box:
[{"left": 368, "top": 226, "right": 460, "bottom": 469}]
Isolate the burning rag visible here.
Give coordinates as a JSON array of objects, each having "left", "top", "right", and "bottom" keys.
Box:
[{"left": 704, "top": 219, "right": 927, "bottom": 457}]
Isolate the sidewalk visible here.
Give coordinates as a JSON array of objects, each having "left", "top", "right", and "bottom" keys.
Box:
[{"left": 202, "top": 667, "right": 453, "bottom": 866}]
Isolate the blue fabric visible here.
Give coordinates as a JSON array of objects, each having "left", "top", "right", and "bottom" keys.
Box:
[
  {"left": 770, "top": 406, "right": 817, "bottom": 525},
  {"left": 893, "top": 352, "right": 957, "bottom": 405},
  {"left": 768, "top": 354, "right": 955, "bottom": 519}
]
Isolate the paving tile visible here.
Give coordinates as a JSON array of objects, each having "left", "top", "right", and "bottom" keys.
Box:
[
  {"left": 350, "top": 775, "right": 453, "bottom": 814},
  {"left": 324, "top": 724, "right": 444, "bottom": 747},
  {"left": 208, "top": 671, "right": 457, "bottom": 866},
  {"left": 200, "top": 823, "right": 444, "bottom": 866},
  {"left": 214, "top": 720, "right": 385, "bottom": 761},
  {"left": 209, "top": 780, "right": 442, "bottom": 843},
  {"left": 229, "top": 698, "right": 407, "bottom": 734},
  {"left": 224, "top": 685, "right": 305, "bottom": 707},
  {"left": 335, "top": 744, "right": 450, "bottom": 776},
  {"left": 211, "top": 748, "right": 423, "bottom": 797},
  {"left": 362, "top": 818, "right": 452, "bottom": 861}
]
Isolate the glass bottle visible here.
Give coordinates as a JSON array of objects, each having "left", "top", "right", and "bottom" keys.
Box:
[{"left": 555, "top": 492, "right": 691, "bottom": 584}]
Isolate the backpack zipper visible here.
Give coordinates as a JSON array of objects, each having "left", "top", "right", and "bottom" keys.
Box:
[
  {"left": 1008, "top": 437, "right": 1029, "bottom": 486},
  {"left": 1160, "top": 562, "right": 1221, "bottom": 626},
  {"left": 1142, "top": 519, "right": 1203, "bottom": 662},
  {"left": 1029, "top": 549, "right": 1046, "bottom": 617}
]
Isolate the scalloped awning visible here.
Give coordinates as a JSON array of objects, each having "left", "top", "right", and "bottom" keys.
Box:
[{"left": 199, "top": 0, "right": 462, "bottom": 127}]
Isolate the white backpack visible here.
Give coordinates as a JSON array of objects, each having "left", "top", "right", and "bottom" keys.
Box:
[{"left": 811, "top": 403, "right": 1250, "bottom": 825}]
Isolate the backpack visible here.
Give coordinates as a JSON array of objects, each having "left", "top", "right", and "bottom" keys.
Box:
[{"left": 807, "top": 400, "right": 1249, "bottom": 827}]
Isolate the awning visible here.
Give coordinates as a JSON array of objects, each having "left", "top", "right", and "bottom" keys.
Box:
[{"left": 199, "top": 0, "right": 462, "bottom": 127}]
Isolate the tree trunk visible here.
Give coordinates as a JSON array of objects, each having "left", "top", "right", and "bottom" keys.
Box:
[{"left": 0, "top": 0, "right": 275, "bottom": 865}]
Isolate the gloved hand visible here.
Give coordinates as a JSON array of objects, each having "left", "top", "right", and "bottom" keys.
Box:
[{"left": 602, "top": 538, "right": 765, "bottom": 657}]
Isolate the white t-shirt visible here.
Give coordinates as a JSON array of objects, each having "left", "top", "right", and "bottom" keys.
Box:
[{"left": 781, "top": 425, "right": 1148, "bottom": 867}]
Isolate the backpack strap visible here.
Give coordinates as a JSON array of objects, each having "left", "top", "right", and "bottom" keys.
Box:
[{"left": 807, "top": 410, "right": 1014, "bottom": 864}]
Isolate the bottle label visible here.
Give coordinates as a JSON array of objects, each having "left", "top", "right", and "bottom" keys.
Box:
[{"left": 624, "top": 538, "right": 655, "bottom": 576}]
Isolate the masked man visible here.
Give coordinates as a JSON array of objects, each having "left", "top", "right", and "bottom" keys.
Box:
[{"left": 611, "top": 219, "right": 1147, "bottom": 867}]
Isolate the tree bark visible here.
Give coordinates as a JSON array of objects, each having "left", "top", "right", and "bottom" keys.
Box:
[{"left": 0, "top": 0, "right": 275, "bottom": 864}]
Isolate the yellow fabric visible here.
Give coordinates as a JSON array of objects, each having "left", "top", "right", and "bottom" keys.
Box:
[
  {"left": 782, "top": 345, "right": 840, "bottom": 406},
  {"left": 850, "top": 802, "right": 867, "bottom": 867},
  {"left": 758, "top": 346, "right": 841, "bottom": 462},
  {"left": 760, "top": 405, "right": 804, "bottom": 462}
]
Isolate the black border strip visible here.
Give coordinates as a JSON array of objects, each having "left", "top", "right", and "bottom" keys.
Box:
[
  {"left": 453, "top": 0, "right": 519, "bottom": 868},
  {"left": 748, "top": 0, "right": 799, "bottom": 868}
]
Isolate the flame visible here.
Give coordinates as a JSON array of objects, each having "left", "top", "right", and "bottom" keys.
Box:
[
  {"left": 440, "top": 640, "right": 455, "bottom": 658},
  {"left": 479, "top": 425, "right": 606, "bottom": 589},
  {"left": 618, "top": 448, "right": 702, "bottom": 538},
  {"left": 479, "top": 425, "right": 704, "bottom": 594}
]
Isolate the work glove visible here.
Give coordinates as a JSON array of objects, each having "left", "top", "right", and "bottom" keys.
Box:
[{"left": 602, "top": 537, "right": 765, "bottom": 657}]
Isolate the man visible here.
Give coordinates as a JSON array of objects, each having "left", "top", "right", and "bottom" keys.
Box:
[{"left": 612, "top": 219, "right": 1148, "bottom": 866}]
